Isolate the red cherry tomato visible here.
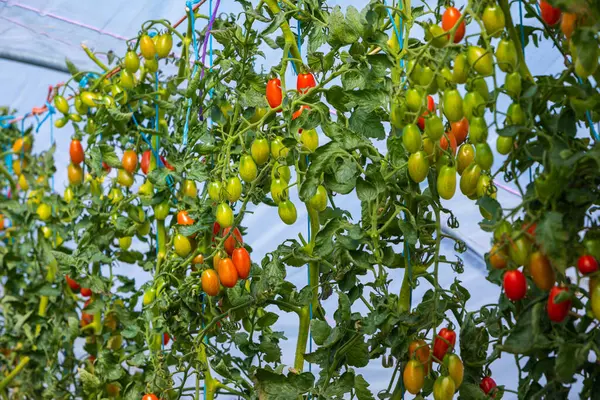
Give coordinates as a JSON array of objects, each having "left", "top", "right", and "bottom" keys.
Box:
[
  {"left": 80, "top": 287, "right": 92, "bottom": 297},
  {"left": 213, "top": 221, "right": 221, "bottom": 239},
  {"left": 503, "top": 270, "right": 527, "bottom": 301},
  {"left": 433, "top": 327, "right": 456, "bottom": 362},
  {"left": 163, "top": 333, "right": 171, "bottom": 345},
  {"left": 547, "top": 286, "right": 571, "bottom": 322},
  {"left": 297, "top": 72, "right": 316, "bottom": 94},
  {"left": 266, "top": 78, "right": 283, "bottom": 110},
  {"left": 66, "top": 275, "right": 80, "bottom": 292},
  {"left": 450, "top": 117, "right": 469, "bottom": 145},
  {"left": 160, "top": 155, "right": 175, "bottom": 171},
  {"left": 442, "top": 7, "right": 466, "bottom": 43},
  {"left": 232, "top": 247, "right": 251, "bottom": 279},
  {"left": 141, "top": 150, "right": 152, "bottom": 175},
  {"left": 540, "top": 1, "right": 561, "bottom": 26},
  {"left": 223, "top": 227, "right": 243, "bottom": 255},
  {"left": 142, "top": 394, "right": 159, "bottom": 400},
  {"left": 577, "top": 255, "right": 598, "bottom": 275},
  {"left": 417, "top": 96, "right": 436, "bottom": 130},
  {"left": 69, "top": 139, "right": 84, "bottom": 165},
  {"left": 177, "top": 210, "right": 194, "bottom": 226},
  {"left": 480, "top": 376, "right": 497, "bottom": 395}
]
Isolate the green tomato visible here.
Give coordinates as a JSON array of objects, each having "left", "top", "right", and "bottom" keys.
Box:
[
  {"left": 174, "top": 234, "right": 192, "bottom": 257},
  {"left": 278, "top": 200, "right": 297, "bottom": 225},
  {"left": 208, "top": 181, "right": 223, "bottom": 202},
  {"left": 483, "top": 4, "right": 506, "bottom": 37},
  {"left": 119, "top": 236, "right": 132, "bottom": 250},
  {"left": 425, "top": 115, "right": 444, "bottom": 141},
  {"left": 270, "top": 136, "right": 289, "bottom": 159},
  {"left": 463, "top": 92, "right": 486, "bottom": 120},
  {"left": 475, "top": 142, "right": 494, "bottom": 171},
  {"left": 433, "top": 376, "right": 456, "bottom": 400},
  {"left": 467, "top": 46, "right": 494, "bottom": 76},
  {"left": 251, "top": 138, "right": 270, "bottom": 165},
  {"left": 406, "top": 88, "right": 423, "bottom": 112},
  {"left": 408, "top": 151, "right": 429, "bottom": 183},
  {"left": 239, "top": 155, "right": 258, "bottom": 183},
  {"left": 301, "top": 129, "right": 319, "bottom": 153},
  {"left": 496, "top": 38, "right": 518, "bottom": 73},
  {"left": 443, "top": 89, "right": 464, "bottom": 123},
  {"left": 402, "top": 124, "right": 422, "bottom": 153},
  {"left": 452, "top": 53, "right": 469, "bottom": 84},
  {"left": 507, "top": 103, "right": 526, "bottom": 125},
  {"left": 496, "top": 136, "right": 514, "bottom": 155},
  {"left": 456, "top": 143, "right": 475, "bottom": 175},
  {"left": 153, "top": 202, "right": 170, "bottom": 220},
  {"left": 270, "top": 178, "right": 288, "bottom": 204},
  {"left": 225, "top": 176, "right": 242, "bottom": 203},
  {"left": 505, "top": 72, "right": 522, "bottom": 98},
  {"left": 308, "top": 185, "right": 327, "bottom": 212},
  {"left": 437, "top": 165, "right": 457, "bottom": 200},
  {"left": 216, "top": 203, "right": 234, "bottom": 228},
  {"left": 469, "top": 116, "right": 488, "bottom": 143},
  {"left": 460, "top": 163, "right": 481, "bottom": 197}
]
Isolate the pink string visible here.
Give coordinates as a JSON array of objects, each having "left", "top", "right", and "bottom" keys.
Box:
[
  {"left": 1, "top": 0, "right": 128, "bottom": 41},
  {"left": 493, "top": 179, "right": 521, "bottom": 197}
]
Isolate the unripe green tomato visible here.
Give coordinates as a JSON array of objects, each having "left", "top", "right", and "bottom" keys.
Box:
[
  {"left": 270, "top": 178, "right": 288, "bottom": 204},
  {"left": 216, "top": 202, "right": 234, "bottom": 228},
  {"left": 505, "top": 72, "right": 522, "bottom": 98},
  {"left": 443, "top": 89, "right": 464, "bottom": 123},
  {"left": 402, "top": 124, "right": 422, "bottom": 153},
  {"left": 124, "top": 50, "right": 140, "bottom": 73},
  {"left": 444, "top": 353, "right": 464, "bottom": 389},
  {"left": 405, "top": 88, "right": 423, "bottom": 112},
  {"left": 137, "top": 220, "right": 151, "bottom": 236},
  {"left": 426, "top": 24, "right": 449, "bottom": 48},
  {"left": 437, "top": 165, "right": 457, "bottom": 200},
  {"left": 225, "top": 176, "right": 242, "bottom": 203},
  {"left": 408, "top": 151, "right": 429, "bottom": 183},
  {"left": 270, "top": 136, "right": 289, "bottom": 159},
  {"left": 496, "top": 136, "right": 514, "bottom": 155},
  {"left": 456, "top": 143, "right": 475, "bottom": 175},
  {"left": 139, "top": 34, "right": 156, "bottom": 60},
  {"left": 494, "top": 220, "right": 513, "bottom": 242},
  {"left": 469, "top": 116, "right": 488, "bottom": 143},
  {"left": 460, "top": 163, "right": 481, "bottom": 197},
  {"left": 174, "top": 234, "right": 192, "bottom": 257},
  {"left": 278, "top": 200, "right": 297, "bottom": 225},
  {"left": 425, "top": 115, "right": 444, "bottom": 141},
  {"left": 153, "top": 202, "right": 170, "bottom": 220},
  {"left": 476, "top": 174, "right": 495, "bottom": 198},
  {"left": 470, "top": 76, "right": 490, "bottom": 102},
  {"left": 433, "top": 376, "right": 456, "bottom": 400},
  {"left": 145, "top": 58, "right": 159, "bottom": 73},
  {"left": 308, "top": 185, "right": 328, "bottom": 212},
  {"left": 301, "top": 129, "right": 319, "bottom": 152},
  {"left": 496, "top": 38, "right": 518, "bottom": 73},
  {"left": 483, "top": 4, "right": 506, "bottom": 37},
  {"left": 507, "top": 103, "right": 526, "bottom": 125},
  {"left": 120, "top": 70, "right": 136, "bottom": 90},
  {"left": 208, "top": 181, "right": 223, "bottom": 202},
  {"left": 463, "top": 92, "right": 486, "bottom": 120},
  {"left": 54, "top": 95, "right": 69, "bottom": 114},
  {"left": 467, "top": 46, "right": 494, "bottom": 76},
  {"left": 475, "top": 142, "right": 494, "bottom": 171},
  {"left": 36, "top": 204, "right": 52, "bottom": 221},
  {"left": 54, "top": 117, "right": 69, "bottom": 128},
  {"left": 239, "top": 154, "right": 258, "bottom": 183},
  {"left": 509, "top": 236, "right": 532, "bottom": 267},
  {"left": 452, "top": 53, "right": 469, "bottom": 84},
  {"left": 117, "top": 169, "right": 134, "bottom": 187},
  {"left": 251, "top": 138, "right": 270, "bottom": 165},
  {"left": 119, "top": 236, "right": 132, "bottom": 250},
  {"left": 271, "top": 162, "right": 291, "bottom": 182}
]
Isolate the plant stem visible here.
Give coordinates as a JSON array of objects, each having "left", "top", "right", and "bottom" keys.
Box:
[
  {"left": 498, "top": 0, "right": 533, "bottom": 82},
  {"left": 294, "top": 306, "right": 311, "bottom": 371},
  {"left": 0, "top": 356, "right": 30, "bottom": 391},
  {"left": 81, "top": 44, "right": 109, "bottom": 72},
  {"left": 264, "top": 0, "right": 303, "bottom": 70}
]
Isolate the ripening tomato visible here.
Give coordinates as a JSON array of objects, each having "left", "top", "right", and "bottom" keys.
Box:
[
  {"left": 417, "top": 96, "right": 436, "bottom": 130},
  {"left": 122, "top": 150, "right": 138, "bottom": 173},
  {"left": 174, "top": 234, "right": 192, "bottom": 257},
  {"left": 182, "top": 179, "right": 198, "bottom": 197},
  {"left": 496, "top": 136, "right": 514, "bottom": 155},
  {"left": 467, "top": 46, "right": 494, "bottom": 76},
  {"left": 142, "top": 394, "right": 159, "bottom": 400},
  {"left": 443, "top": 89, "right": 464, "bottom": 122},
  {"left": 403, "top": 359, "right": 425, "bottom": 395},
  {"left": 578, "top": 255, "right": 598, "bottom": 274},
  {"left": 489, "top": 244, "right": 508, "bottom": 269},
  {"left": 68, "top": 163, "right": 83, "bottom": 186},
  {"left": 433, "top": 376, "right": 456, "bottom": 400},
  {"left": 437, "top": 165, "right": 457, "bottom": 200},
  {"left": 561, "top": 13, "right": 577, "bottom": 40},
  {"left": 232, "top": 247, "right": 251, "bottom": 279},
  {"left": 177, "top": 210, "right": 194, "bottom": 226},
  {"left": 208, "top": 181, "right": 223, "bottom": 202},
  {"left": 301, "top": 129, "right": 319, "bottom": 153},
  {"left": 139, "top": 34, "right": 156, "bottom": 60},
  {"left": 440, "top": 132, "right": 458, "bottom": 156},
  {"left": 529, "top": 251, "right": 555, "bottom": 291},
  {"left": 496, "top": 38, "right": 518, "bottom": 73},
  {"left": 216, "top": 203, "right": 234, "bottom": 228},
  {"left": 406, "top": 89, "right": 423, "bottom": 112},
  {"left": 426, "top": 115, "right": 444, "bottom": 141},
  {"left": 480, "top": 377, "right": 497, "bottom": 395},
  {"left": 444, "top": 353, "right": 464, "bottom": 389},
  {"left": 270, "top": 136, "right": 289, "bottom": 159},
  {"left": 218, "top": 257, "right": 239, "bottom": 288},
  {"left": 278, "top": 200, "right": 297, "bottom": 225},
  {"left": 124, "top": 50, "right": 140, "bottom": 73},
  {"left": 141, "top": 150, "right": 154, "bottom": 175},
  {"left": 452, "top": 53, "right": 468, "bottom": 84},
  {"left": 156, "top": 33, "right": 173, "bottom": 58},
  {"left": 433, "top": 327, "right": 456, "bottom": 362},
  {"left": 505, "top": 72, "right": 522, "bottom": 99},
  {"left": 504, "top": 269, "right": 527, "bottom": 301},
  {"left": 540, "top": 1, "right": 561, "bottom": 26},
  {"left": 403, "top": 124, "right": 422, "bottom": 154},
  {"left": 223, "top": 227, "right": 243, "bottom": 255},
  {"left": 193, "top": 254, "right": 204, "bottom": 265},
  {"left": 456, "top": 145, "right": 474, "bottom": 176},
  {"left": 408, "top": 151, "right": 429, "bottom": 183},
  {"left": 509, "top": 236, "right": 531, "bottom": 267},
  {"left": 475, "top": 142, "right": 494, "bottom": 171},
  {"left": 292, "top": 105, "right": 310, "bottom": 122},
  {"left": 80, "top": 287, "right": 92, "bottom": 297},
  {"left": 408, "top": 339, "right": 431, "bottom": 373},
  {"left": 297, "top": 72, "right": 316, "bottom": 93},
  {"left": 66, "top": 275, "right": 80, "bottom": 292},
  {"left": 266, "top": 78, "right": 283, "bottom": 110},
  {"left": 200, "top": 269, "right": 220, "bottom": 297},
  {"left": 239, "top": 154, "right": 258, "bottom": 183},
  {"left": 548, "top": 286, "right": 571, "bottom": 322},
  {"left": 117, "top": 170, "right": 134, "bottom": 187},
  {"left": 309, "top": 185, "right": 328, "bottom": 212},
  {"left": 482, "top": 4, "right": 506, "bottom": 37},
  {"left": 450, "top": 117, "right": 469, "bottom": 145},
  {"left": 251, "top": 138, "right": 270, "bottom": 165},
  {"left": 441, "top": 7, "right": 466, "bottom": 43}
]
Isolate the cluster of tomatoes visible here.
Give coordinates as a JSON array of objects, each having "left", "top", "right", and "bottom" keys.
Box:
[{"left": 403, "top": 327, "right": 498, "bottom": 398}]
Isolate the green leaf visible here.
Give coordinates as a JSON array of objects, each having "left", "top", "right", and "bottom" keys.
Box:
[
  {"left": 501, "top": 303, "right": 551, "bottom": 355},
  {"left": 342, "top": 70, "right": 365, "bottom": 91},
  {"left": 349, "top": 108, "right": 385, "bottom": 140},
  {"left": 106, "top": 108, "right": 133, "bottom": 123},
  {"left": 555, "top": 341, "right": 591, "bottom": 383},
  {"left": 257, "top": 312, "right": 279, "bottom": 328},
  {"left": 78, "top": 368, "right": 101, "bottom": 394},
  {"left": 65, "top": 58, "right": 79, "bottom": 76},
  {"left": 99, "top": 144, "right": 121, "bottom": 168},
  {"left": 310, "top": 320, "right": 331, "bottom": 345},
  {"left": 354, "top": 374, "right": 375, "bottom": 400},
  {"left": 328, "top": 6, "right": 360, "bottom": 46},
  {"left": 345, "top": 336, "right": 369, "bottom": 367},
  {"left": 356, "top": 177, "right": 377, "bottom": 202},
  {"left": 497, "top": 125, "right": 528, "bottom": 137},
  {"left": 459, "top": 383, "right": 488, "bottom": 399}
]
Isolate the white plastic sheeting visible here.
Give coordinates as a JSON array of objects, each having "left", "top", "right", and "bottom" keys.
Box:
[{"left": 0, "top": 0, "right": 576, "bottom": 397}]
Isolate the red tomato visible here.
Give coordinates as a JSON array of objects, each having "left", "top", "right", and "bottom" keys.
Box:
[
  {"left": 297, "top": 72, "right": 316, "bottom": 94},
  {"left": 213, "top": 222, "right": 221, "bottom": 239},
  {"left": 540, "top": 1, "right": 561, "bottom": 26},
  {"left": 141, "top": 150, "right": 152, "bottom": 175},
  {"left": 232, "top": 247, "right": 251, "bottom": 279},
  {"left": 547, "top": 286, "right": 571, "bottom": 322},
  {"left": 266, "top": 78, "right": 283, "bottom": 110},
  {"left": 142, "top": 395, "right": 159, "bottom": 400},
  {"left": 417, "top": 96, "right": 436, "bottom": 130},
  {"left": 292, "top": 105, "right": 310, "bottom": 120},
  {"left": 69, "top": 139, "right": 84, "bottom": 165},
  {"left": 480, "top": 376, "right": 497, "bottom": 395},
  {"left": 450, "top": 117, "right": 469, "bottom": 145},
  {"left": 440, "top": 132, "right": 458, "bottom": 155},
  {"left": 503, "top": 270, "right": 527, "bottom": 301},
  {"left": 80, "top": 287, "right": 92, "bottom": 297},
  {"left": 433, "top": 327, "right": 456, "bottom": 362},
  {"left": 66, "top": 275, "right": 80, "bottom": 292},
  {"left": 121, "top": 150, "right": 138, "bottom": 173},
  {"left": 523, "top": 222, "right": 537, "bottom": 239},
  {"left": 163, "top": 333, "right": 170, "bottom": 345},
  {"left": 102, "top": 161, "right": 111, "bottom": 173},
  {"left": 81, "top": 299, "right": 93, "bottom": 326},
  {"left": 442, "top": 7, "right": 466, "bottom": 43},
  {"left": 218, "top": 257, "right": 239, "bottom": 288},
  {"left": 160, "top": 155, "right": 175, "bottom": 171},
  {"left": 577, "top": 255, "right": 598, "bottom": 275},
  {"left": 223, "top": 227, "right": 243, "bottom": 255},
  {"left": 177, "top": 210, "right": 194, "bottom": 226}
]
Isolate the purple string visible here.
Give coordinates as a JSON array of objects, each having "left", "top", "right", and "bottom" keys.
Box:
[
  {"left": 1, "top": 0, "right": 128, "bottom": 41},
  {"left": 198, "top": 0, "right": 221, "bottom": 84}
]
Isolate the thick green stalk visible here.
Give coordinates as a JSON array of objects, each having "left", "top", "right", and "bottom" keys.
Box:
[
  {"left": 498, "top": 0, "right": 533, "bottom": 82},
  {"left": 197, "top": 343, "right": 217, "bottom": 400},
  {"left": 81, "top": 44, "right": 109, "bottom": 72},
  {"left": 294, "top": 307, "right": 311, "bottom": 371},
  {"left": 0, "top": 356, "right": 30, "bottom": 391},
  {"left": 264, "top": 0, "right": 303, "bottom": 68}
]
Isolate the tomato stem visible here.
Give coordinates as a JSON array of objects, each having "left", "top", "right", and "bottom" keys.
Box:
[
  {"left": 264, "top": 0, "right": 304, "bottom": 71},
  {"left": 0, "top": 356, "right": 30, "bottom": 391},
  {"left": 81, "top": 44, "right": 109, "bottom": 72},
  {"left": 498, "top": 0, "right": 533, "bottom": 82}
]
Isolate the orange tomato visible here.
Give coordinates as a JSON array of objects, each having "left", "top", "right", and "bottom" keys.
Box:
[
  {"left": 223, "top": 227, "right": 243, "bottom": 255},
  {"left": 232, "top": 247, "right": 251, "bottom": 279},
  {"left": 192, "top": 254, "right": 204, "bottom": 265},
  {"left": 409, "top": 339, "right": 432, "bottom": 373},
  {"left": 69, "top": 139, "right": 85, "bottom": 165},
  {"left": 560, "top": 13, "right": 577, "bottom": 40},
  {"left": 177, "top": 210, "right": 194, "bottom": 226},
  {"left": 489, "top": 244, "right": 508, "bottom": 269},
  {"left": 68, "top": 163, "right": 83, "bottom": 186},
  {"left": 201, "top": 269, "right": 220, "bottom": 296},
  {"left": 217, "top": 257, "right": 239, "bottom": 288},
  {"left": 440, "top": 132, "right": 458, "bottom": 156},
  {"left": 450, "top": 117, "right": 469, "bottom": 145},
  {"left": 121, "top": 150, "right": 138, "bottom": 173}
]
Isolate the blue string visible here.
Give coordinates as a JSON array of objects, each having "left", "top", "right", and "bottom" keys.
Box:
[
  {"left": 0, "top": 116, "right": 14, "bottom": 129},
  {"left": 79, "top": 72, "right": 100, "bottom": 88},
  {"left": 182, "top": 0, "right": 203, "bottom": 146}
]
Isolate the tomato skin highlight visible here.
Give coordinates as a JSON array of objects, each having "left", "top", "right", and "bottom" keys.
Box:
[
  {"left": 232, "top": 247, "right": 251, "bottom": 279},
  {"left": 547, "top": 286, "right": 571, "bottom": 323},
  {"left": 403, "top": 359, "right": 425, "bottom": 395},
  {"left": 441, "top": 7, "right": 466, "bottom": 43},
  {"left": 480, "top": 376, "right": 497, "bottom": 395},
  {"left": 433, "top": 327, "right": 456, "bottom": 362},
  {"left": 218, "top": 257, "right": 239, "bottom": 288},
  {"left": 266, "top": 78, "right": 283, "bottom": 110},
  {"left": 577, "top": 255, "right": 598, "bottom": 275},
  {"left": 540, "top": 0, "right": 561, "bottom": 26},
  {"left": 69, "top": 139, "right": 84, "bottom": 164},
  {"left": 297, "top": 72, "right": 316, "bottom": 93},
  {"left": 504, "top": 270, "right": 527, "bottom": 301},
  {"left": 201, "top": 269, "right": 220, "bottom": 296}
]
